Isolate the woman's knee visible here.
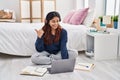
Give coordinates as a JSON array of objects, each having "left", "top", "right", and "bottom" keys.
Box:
[
  {"left": 31, "top": 53, "right": 51, "bottom": 65},
  {"left": 68, "top": 49, "right": 78, "bottom": 59},
  {"left": 31, "top": 54, "right": 39, "bottom": 64}
]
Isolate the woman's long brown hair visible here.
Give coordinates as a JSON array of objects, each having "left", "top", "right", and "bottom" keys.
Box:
[{"left": 42, "top": 11, "right": 62, "bottom": 45}]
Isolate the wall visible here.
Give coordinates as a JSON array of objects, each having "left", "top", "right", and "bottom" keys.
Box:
[
  {"left": 56, "top": 0, "right": 75, "bottom": 20},
  {"left": 0, "top": 0, "right": 75, "bottom": 22},
  {"left": 95, "top": 0, "right": 105, "bottom": 18},
  {"left": 0, "top": 0, "right": 107, "bottom": 22},
  {"left": 118, "top": 0, "right": 120, "bottom": 30},
  {"left": 75, "top": 0, "right": 105, "bottom": 18},
  {"left": 0, "top": 0, "right": 20, "bottom": 22},
  {"left": 75, "top": 0, "right": 84, "bottom": 9}
]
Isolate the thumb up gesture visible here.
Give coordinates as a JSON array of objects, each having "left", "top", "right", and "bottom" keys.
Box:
[{"left": 35, "top": 29, "right": 44, "bottom": 38}]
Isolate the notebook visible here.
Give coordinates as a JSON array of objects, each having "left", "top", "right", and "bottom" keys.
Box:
[
  {"left": 75, "top": 63, "right": 95, "bottom": 71},
  {"left": 47, "top": 59, "right": 76, "bottom": 74}
]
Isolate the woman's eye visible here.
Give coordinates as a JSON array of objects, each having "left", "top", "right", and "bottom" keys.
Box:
[{"left": 52, "top": 21, "right": 58, "bottom": 23}]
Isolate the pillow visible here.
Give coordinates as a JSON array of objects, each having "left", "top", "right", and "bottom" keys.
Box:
[
  {"left": 69, "top": 8, "right": 89, "bottom": 25},
  {"left": 0, "top": 9, "right": 16, "bottom": 22},
  {"left": 83, "top": 10, "right": 95, "bottom": 27},
  {"left": 62, "top": 10, "right": 75, "bottom": 23},
  {"left": 0, "top": 10, "right": 12, "bottom": 19}
]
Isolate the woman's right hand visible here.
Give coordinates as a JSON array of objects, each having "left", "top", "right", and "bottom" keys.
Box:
[{"left": 35, "top": 29, "right": 44, "bottom": 38}]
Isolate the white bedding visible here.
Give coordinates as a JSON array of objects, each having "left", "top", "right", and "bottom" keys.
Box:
[{"left": 0, "top": 23, "right": 89, "bottom": 56}]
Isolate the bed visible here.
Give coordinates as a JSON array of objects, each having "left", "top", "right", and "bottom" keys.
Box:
[{"left": 0, "top": 22, "right": 89, "bottom": 56}]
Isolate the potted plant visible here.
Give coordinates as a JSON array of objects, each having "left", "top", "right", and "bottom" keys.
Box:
[
  {"left": 99, "top": 16, "right": 106, "bottom": 27},
  {"left": 112, "top": 15, "right": 118, "bottom": 29}
]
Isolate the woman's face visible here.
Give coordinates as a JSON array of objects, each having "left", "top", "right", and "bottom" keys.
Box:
[{"left": 49, "top": 17, "right": 59, "bottom": 30}]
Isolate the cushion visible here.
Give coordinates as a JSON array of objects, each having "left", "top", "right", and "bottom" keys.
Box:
[
  {"left": 83, "top": 10, "right": 95, "bottom": 27},
  {"left": 0, "top": 10, "right": 12, "bottom": 19},
  {"left": 62, "top": 10, "right": 75, "bottom": 23},
  {"left": 69, "top": 8, "right": 89, "bottom": 25},
  {"left": 0, "top": 9, "right": 16, "bottom": 22}
]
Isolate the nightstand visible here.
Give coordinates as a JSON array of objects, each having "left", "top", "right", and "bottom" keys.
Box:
[
  {"left": 107, "top": 28, "right": 120, "bottom": 57},
  {"left": 86, "top": 31, "right": 118, "bottom": 60}
]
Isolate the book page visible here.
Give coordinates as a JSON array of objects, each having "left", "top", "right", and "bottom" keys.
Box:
[{"left": 20, "top": 66, "right": 47, "bottom": 76}]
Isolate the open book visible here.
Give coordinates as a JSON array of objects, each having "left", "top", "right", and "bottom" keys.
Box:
[
  {"left": 75, "top": 63, "right": 95, "bottom": 71},
  {"left": 20, "top": 66, "right": 47, "bottom": 77}
]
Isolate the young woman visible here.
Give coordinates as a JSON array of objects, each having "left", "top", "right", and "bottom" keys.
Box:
[{"left": 31, "top": 11, "right": 78, "bottom": 65}]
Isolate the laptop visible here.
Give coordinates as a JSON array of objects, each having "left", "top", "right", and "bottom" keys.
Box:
[{"left": 47, "top": 59, "right": 76, "bottom": 74}]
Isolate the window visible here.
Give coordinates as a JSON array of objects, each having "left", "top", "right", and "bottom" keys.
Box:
[{"left": 105, "top": 0, "right": 120, "bottom": 15}]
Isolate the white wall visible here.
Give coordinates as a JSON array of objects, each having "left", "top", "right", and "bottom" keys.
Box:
[
  {"left": 75, "top": 0, "right": 84, "bottom": 9},
  {"left": 118, "top": 1, "right": 120, "bottom": 30},
  {"left": 0, "top": 0, "right": 105, "bottom": 22},
  {"left": 75, "top": 0, "right": 105, "bottom": 18},
  {"left": 0, "top": 0, "right": 75, "bottom": 22},
  {"left": 56, "top": 0, "right": 75, "bottom": 20},
  {"left": 0, "top": 0, "right": 20, "bottom": 22},
  {"left": 95, "top": 0, "right": 105, "bottom": 18}
]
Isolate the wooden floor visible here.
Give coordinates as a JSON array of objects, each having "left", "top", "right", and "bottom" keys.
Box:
[
  {"left": 0, "top": 52, "right": 120, "bottom": 80},
  {"left": 77, "top": 52, "right": 120, "bottom": 80}
]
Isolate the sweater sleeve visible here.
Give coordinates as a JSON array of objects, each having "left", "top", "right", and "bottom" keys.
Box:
[
  {"left": 60, "top": 29, "right": 69, "bottom": 59},
  {"left": 35, "top": 37, "right": 44, "bottom": 52}
]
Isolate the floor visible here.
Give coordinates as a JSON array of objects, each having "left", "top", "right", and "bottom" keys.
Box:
[{"left": 0, "top": 52, "right": 120, "bottom": 80}]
